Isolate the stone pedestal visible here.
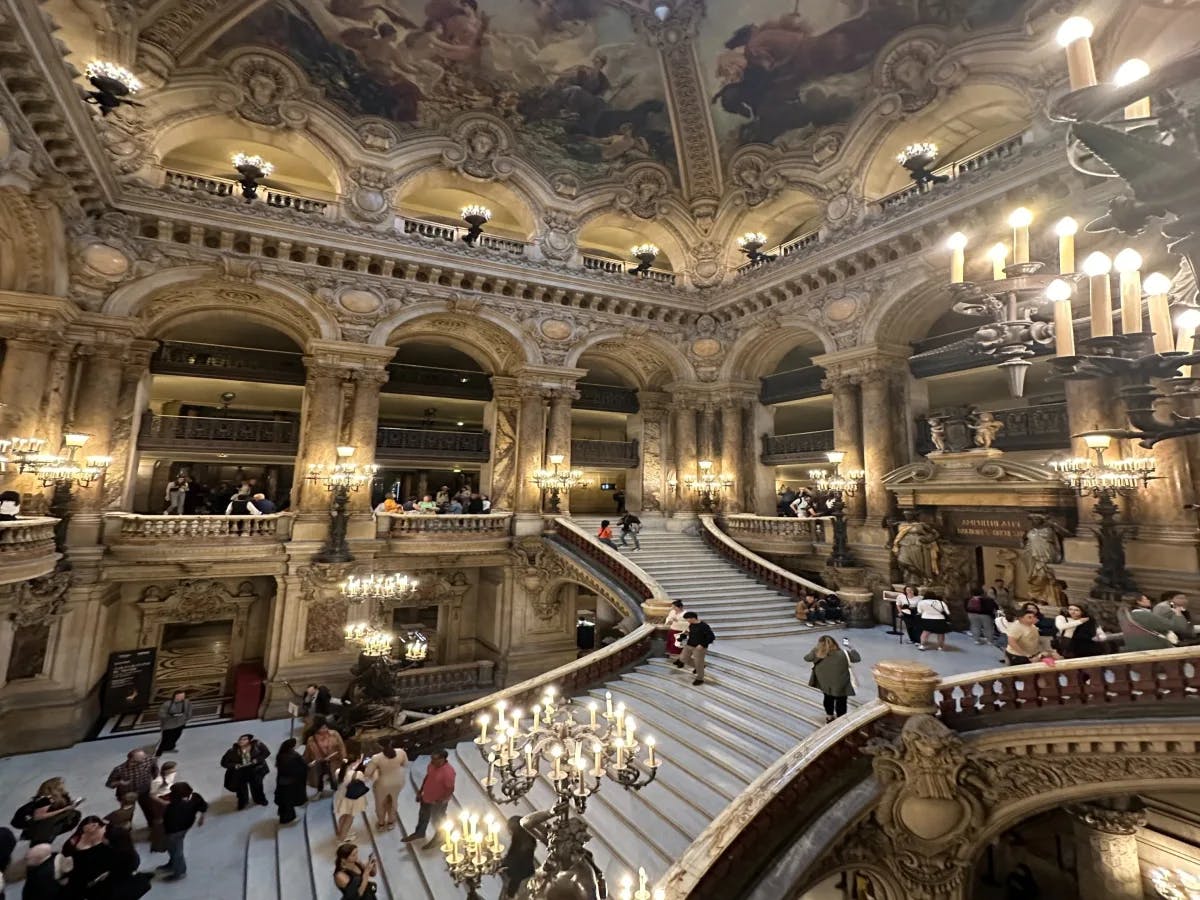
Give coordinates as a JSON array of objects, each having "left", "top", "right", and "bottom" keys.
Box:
[
  {"left": 840, "top": 587, "right": 875, "bottom": 628},
  {"left": 1069, "top": 801, "right": 1146, "bottom": 900},
  {"left": 873, "top": 659, "right": 939, "bottom": 714}
]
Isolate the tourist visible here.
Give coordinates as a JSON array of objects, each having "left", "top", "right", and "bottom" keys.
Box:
[
  {"left": 417, "top": 494, "right": 438, "bottom": 513},
  {"left": 673, "top": 611, "right": 715, "bottom": 686},
  {"left": 596, "top": 520, "right": 619, "bottom": 551},
  {"left": 155, "top": 689, "right": 192, "bottom": 754},
  {"left": 480, "top": 494, "right": 492, "bottom": 512},
  {"left": 499, "top": 815, "right": 538, "bottom": 898},
  {"left": 365, "top": 739, "right": 409, "bottom": 831},
  {"left": 966, "top": 586, "right": 998, "bottom": 645},
  {"left": 617, "top": 511, "right": 641, "bottom": 550},
  {"left": 333, "top": 843, "right": 378, "bottom": 900},
  {"left": 896, "top": 586, "right": 924, "bottom": 645},
  {"left": 61, "top": 816, "right": 144, "bottom": 900},
  {"left": 402, "top": 750, "right": 456, "bottom": 849},
  {"left": 987, "top": 578, "right": 1012, "bottom": 612},
  {"left": 305, "top": 720, "right": 347, "bottom": 797},
  {"left": 664, "top": 600, "right": 687, "bottom": 659},
  {"left": 13, "top": 778, "right": 82, "bottom": 845},
  {"left": 790, "top": 489, "right": 814, "bottom": 517},
  {"left": 778, "top": 485, "right": 796, "bottom": 517},
  {"left": 0, "top": 490, "right": 20, "bottom": 520},
  {"left": 157, "top": 782, "right": 206, "bottom": 882},
  {"left": 104, "top": 749, "right": 158, "bottom": 828},
  {"left": 103, "top": 793, "right": 138, "bottom": 833},
  {"left": 225, "top": 491, "right": 261, "bottom": 515},
  {"left": 435, "top": 484, "right": 451, "bottom": 506},
  {"left": 147, "top": 761, "right": 178, "bottom": 853},
  {"left": 612, "top": 488, "right": 625, "bottom": 514},
  {"left": 220, "top": 733, "right": 271, "bottom": 810},
  {"left": 252, "top": 492, "right": 277, "bottom": 514},
  {"left": 446, "top": 495, "right": 464, "bottom": 514},
  {"left": 374, "top": 496, "right": 400, "bottom": 515},
  {"left": 401, "top": 496, "right": 417, "bottom": 512},
  {"left": 274, "top": 738, "right": 308, "bottom": 825},
  {"left": 1054, "top": 602, "right": 1101, "bottom": 658},
  {"left": 804, "top": 635, "right": 861, "bottom": 723},
  {"left": 0, "top": 827, "right": 12, "bottom": 899},
  {"left": 22, "top": 842, "right": 65, "bottom": 900},
  {"left": 466, "top": 492, "right": 484, "bottom": 514},
  {"left": 164, "top": 475, "right": 188, "bottom": 515},
  {"left": 334, "top": 758, "right": 369, "bottom": 842},
  {"left": 916, "top": 593, "right": 951, "bottom": 651},
  {"left": 799, "top": 593, "right": 826, "bottom": 627},
  {"left": 998, "top": 609, "right": 1042, "bottom": 665},
  {"left": 1153, "top": 591, "right": 1193, "bottom": 643},
  {"left": 1122, "top": 594, "right": 1188, "bottom": 651}
]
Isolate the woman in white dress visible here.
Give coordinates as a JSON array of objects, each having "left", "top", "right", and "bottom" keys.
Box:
[
  {"left": 334, "top": 759, "right": 369, "bottom": 841},
  {"left": 365, "top": 739, "right": 409, "bottom": 831},
  {"left": 664, "top": 600, "right": 687, "bottom": 659}
]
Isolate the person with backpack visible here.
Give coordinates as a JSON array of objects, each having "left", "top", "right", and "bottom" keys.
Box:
[
  {"left": 916, "top": 593, "right": 952, "bottom": 651},
  {"left": 965, "top": 586, "right": 998, "bottom": 645},
  {"left": 617, "top": 512, "right": 641, "bottom": 550}
]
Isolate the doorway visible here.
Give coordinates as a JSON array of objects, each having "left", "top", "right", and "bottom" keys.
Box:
[{"left": 154, "top": 620, "right": 234, "bottom": 701}]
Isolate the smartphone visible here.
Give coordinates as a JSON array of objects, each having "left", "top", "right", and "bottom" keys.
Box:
[{"left": 842, "top": 638, "right": 851, "bottom": 646}]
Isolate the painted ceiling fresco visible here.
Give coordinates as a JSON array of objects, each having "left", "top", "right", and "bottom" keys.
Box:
[
  {"left": 212, "top": 0, "right": 676, "bottom": 181},
  {"left": 698, "top": 0, "right": 1031, "bottom": 160}
]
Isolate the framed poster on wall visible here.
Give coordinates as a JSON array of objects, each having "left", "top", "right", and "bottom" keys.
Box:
[{"left": 102, "top": 647, "right": 157, "bottom": 716}]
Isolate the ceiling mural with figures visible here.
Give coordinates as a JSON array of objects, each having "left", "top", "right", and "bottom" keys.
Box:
[
  {"left": 698, "top": 0, "right": 1035, "bottom": 160},
  {"left": 210, "top": 0, "right": 678, "bottom": 182}
]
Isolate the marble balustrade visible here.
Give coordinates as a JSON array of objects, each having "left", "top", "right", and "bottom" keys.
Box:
[{"left": 103, "top": 512, "right": 295, "bottom": 542}]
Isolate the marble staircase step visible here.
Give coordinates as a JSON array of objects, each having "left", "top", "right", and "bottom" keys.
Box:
[
  {"left": 245, "top": 824, "right": 280, "bottom": 899},
  {"left": 304, "top": 798, "right": 344, "bottom": 900},
  {"left": 397, "top": 759, "right": 476, "bottom": 898},
  {"left": 276, "top": 799, "right": 317, "bottom": 900},
  {"left": 637, "top": 661, "right": 825, "bottom": 728}
]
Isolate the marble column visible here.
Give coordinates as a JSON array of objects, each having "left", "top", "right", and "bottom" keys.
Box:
[
  {"left": 71, "top": 345, "right": 129, "bottom": 511},
  {"left": 515, "top": 385, "right": 548, "bottom": 515},
  {"left": 860, "top": 358, "right": 908, "bottom": 523},
  {"left": 39, "top": 343, "right": 75, "bottom": 454},
  {"left": 484, "top": 378, "right": 521, "bottom": 512},
  {"left": 699, "top": 402, "right": 719, "bottom": 466},
  {"left": 293, "top": 361, "right": 348, "bottom": 511},
  {"left": 1065, "top": 377, "right": 1129, "bottom": 522},
  {"left": 720, "top": 396, "right": 744, "bottom": 513},
  {"left": 103, "top": 342, "right": 155, "bottom": 513},
  {"left": 825, "top": 370, "right": 866, "bottom": 521},
  {"left": 546, "top": 389, "right": 578, "bottom": 515},
  {"left": 1069, "top": 801, "right": 1146, "bottom": 900},
  {"left": 0, "top": 334, "right": 54, "bottom": 437},
  {"left": 345, "top": 367, "right": 389, "bottom": 512},
  {"left": 634, "top": 392, "right": 670, "bottom": 514},
  {"left": 672, "top": 400, "right": 698, "bottom": 514}
]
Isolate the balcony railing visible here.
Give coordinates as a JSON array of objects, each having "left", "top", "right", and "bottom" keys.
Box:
[
  {"left": 138, "top": 412, "right": 300, "bottom": 453},
  {"left": 0, "top": 517, "right": 61, "bottom": 583},
  {"left": 391, "top": 660, "right": 496, "bottom": 703},
  {"left": 384, "top": 363, "right": 492, "bottom": 400},
  {"left": 401, "top": 217, "right": 530, "bottom": 255},
  {"left": 163, "top": 169, "right": 332, "bottom": 216},
  {"left": 576, "top": 382, "right": 639, "bottom": 414},
  {"left": 152, "top": 341, "right": 308, "bottom": 385},
  {"left": 760, "top": 429, "right": 835, "bottom": 464},
  {"left": 377, "top": 512, "right": 513, "bottom": 539},
  {"left": 719, "top": 514, "right": 820, "bottom": 542},
  {"left": 375, "top": 427, "right": 490, "bottom": 461},
  {"left": 759, "top": 365, "right": 825, "bottom": 405},
  {"left": 581, "top": 254, "right": 678, "bottom": 285},
  {"left": 571, "top": 439, "right": 639, "bottom": 469},
  {"left": 913, "top": 402, "right": 1070, "bottom": 455},
  {"left": 877, "top": 132, "right": 1029, "bottom": 213},
  {"left": 103, "top": 513, "right": 294, "bottom": 543},
  {"left": 700, "top": 515, "right": 829, "bottom": 598}
]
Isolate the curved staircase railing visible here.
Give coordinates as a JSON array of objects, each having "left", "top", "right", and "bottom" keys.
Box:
[
  {"left": 552, "top": 516, "right": 673, "bottom": 614},
  {"left": 659, "top": 644, "right": 1200, "bottom": 899},
  {"left": 699, "top": 514, "right": 831, "bottom": 598}
]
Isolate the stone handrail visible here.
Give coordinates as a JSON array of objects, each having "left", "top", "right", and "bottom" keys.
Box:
[
  {"left": 162, "top": 168, "right": 330, "bottom": 215},
  {"left": 103, "top": 513, "right": 295, "bottom": 541},
  {"left": 934, "top": 645, "right": 1200, "bottom": 729},
  {"left": 395, "top": 624, "right": 655, "bottom": 758},
  {"left": 552, "top": 517, "right": 672, "bottom": 612},
  {"left": 377, "top": 512, "right": 513, "bottom": 538},
  {"left": 660, "top": 701, "right": 891, "bottom": 900},
  {"left": 390, "top": 660, "right": 496, "bottom": 701},
  {"left": 720, "top": 514, "right": 820, "bottom": 541},
  {"left": 0, "top": 517, "right": 59, "bottom": 556},
  {"left": 700, "top": 515, "right": 831, "bottom": 597}
]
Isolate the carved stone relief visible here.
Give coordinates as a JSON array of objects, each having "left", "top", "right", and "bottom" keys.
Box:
[
  {"left": 511, "top": 537, "right": 569, "bottom": 622},
  {"left": 441, "top": 116, "right": 516, "bottom": 181},
  {"left": 614, "top": 166, "right": 670, "bottom": 220},
  {"left": 538, "top": 211, "right": 579, "bottom": 263}
]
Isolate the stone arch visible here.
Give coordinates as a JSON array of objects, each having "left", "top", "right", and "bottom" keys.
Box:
[
  {"left": 0, "top": 188, "right": 68, "bottom": 296},
  {"left": 860, "top": 265, "right": 947, "bottom": 347},
  {"left": 720, "top": 319, "right": 836, "bottom": 382},
  {"left": 370, "top": 304, "right": 539, "bottom": 376},
  {"left": 102, "top": 267, "right": 340, "bottom": 346},
  {"left": 394, "top": 167, "right": 537, "bottom": 240},
  {"left": 574, "top": 210, "right": 689, "bottom": 274},
  {"left": 564, "top": 330, "right": 694, "bottom": 389}
]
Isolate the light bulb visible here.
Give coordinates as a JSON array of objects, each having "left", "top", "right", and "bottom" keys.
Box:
[
  {"left": 1177, "top": 308, "right": 1200, "bottom": 330},
  {"left": 1113, "top": 248, "right": 1143, "bottom": 273},
  {"left": 1007, "top": 207, "right": 1033, "bottom": 228},
  {"left": 1083, "top": 433, "right": 1112, "bottom": 450},
  {"left": 1055, "top": 217, "right": 1078, "bottom": 237},
  {"left": 1056, "top": 16, "right": 1094, "bottom": 47},
  {"left": 987, "top": 243, "right": 1007, "bottom": 262},
  {"left": 1113, "top": 58, "right": 1150, "bottom": 87},
  {"left": 654, "top": 2, "right": 670, "bottom": 21},
  {"left": 946, "top": 231, "right": 968, "bottom": 250},
  {"left": 1046, "top": 279, "right": 1073, "bottom": 302},
  {"left": 1143, "top": 272, "right": 1171, "bottom": 295},
  {"left": 336, "top": 445, "right": 356, "bottom": 459},
  {"left": 1082, "top": 251, "right": 1112, "bottom": 277},
  {"left": 826, "top": 450, "right": 846, "bottom": 465}
]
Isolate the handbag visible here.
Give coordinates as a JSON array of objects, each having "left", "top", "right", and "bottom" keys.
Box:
[
  {"left": 842, "top": 647, "right": 859, "bottom": 693},
  {"left": 345, "top": 776, "right": 369, "bottom": 800}
]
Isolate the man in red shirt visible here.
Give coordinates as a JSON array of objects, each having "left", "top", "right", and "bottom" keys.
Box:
[{"left": 403, "top": 749, "right": 456, "bottom": 849}]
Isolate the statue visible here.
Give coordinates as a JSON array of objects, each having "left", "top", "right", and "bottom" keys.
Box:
[
  {"left": 970, "top": 410, "right": 1004, "bottom": 449},
  {"left": 927, "top": 416, "right": 946, "bottom": 452},
  {"left": 1021, "top": 513, "right": 1070, "bottom": 603},
  {"left": 889, "top": 511, "right": 941, "bottom": 586}
]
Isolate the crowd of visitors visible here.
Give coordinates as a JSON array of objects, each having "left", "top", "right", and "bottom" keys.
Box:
[
  {"left": 374, "top": 485, "right": 492, "bottom": 515},
  {"left": 161, "top": 474, "right": 284, "bottom": 517}
]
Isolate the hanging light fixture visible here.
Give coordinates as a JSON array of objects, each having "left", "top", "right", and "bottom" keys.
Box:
[
  {"left": 232, "top": 153, "right": 274, "bottom": 201},
  {"left": 83, "top": 61, "right": 142, "bottom": 115},
  {"left": 461, "top": 204, "right": 493, "bottom": 246}
]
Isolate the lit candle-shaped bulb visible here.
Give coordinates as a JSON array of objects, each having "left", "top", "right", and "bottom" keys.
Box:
[
  {"left": 441, "top": 819, "right": 456, "bottom": 853},
  {"left": 449, "top": 829, "right": 462, "bottom": 863},
  {"left": 1144, "top": 271, "right": 1175, "bottom": 353},
  {"left": 625, "top": 715, "right": 636, "bottom": 748},
  {"left": 619, "top": 874, "right": 635, "bottom": 900},
  {"left": 946, "top": 231, "right": 967, "bottom": 283},
  {"left": 1055, "top": 217, "right": 1077, "bottom": 274},
  {"left": 1008, "top": 207, "right": 1033, "bottom": 264},
  {"left": 525, "top": 743, "right": 534, "bottom": 774},
  {"left": 639, "top": 868, "right": 649, "bottom": 896},
  {"left": 1047, "top": 278, "right": 1076, "bottom": 357},
  {"left": 486, "top": 752, "right": 497, "bottom": 785},
  {"left": 477, "top": 714, "right": 489, "bottom": 743},
  {"left": 1057, "top": 16, "right": 1097, "bottom": 90},
  {"left": 1114, "top": 58, "right": 1151, "bottom": 119},
  {"left": 645, "top": 735, "right": 658, "bottom": 768},
  {"left": 605, "top": 691, "right": 613, "bottom": 718},
  {"left": 593, "top": 741, "right": 603, "bottom": 775},
  {"left": 1083, "top": 251, "right": 1114, "bottom": 338},
  {"left": 531, "top": 704, "right": 541, "bottom": 728},
  {"left": 511, "top": 708, "right": 521, "bottom": 731},
  {"left": 588, "top": 700, "right": 598, "bottom": 727},
  {"left": 988, "top": 242, "right": 1008, "bottom": 281},
  {"left": 468, "top": 813, "right": 479, "bottom": 839},
  {"left": 551, "top": 744, "right": 563, "bottom": 780},
  {"left": 487, "top": 815, "right": 501, "bottom": 852},
  {"left": 1177, "top": 308, "right": 1200, "bottom": 378},
  {"left": 613, "top": 736, "right": 626, "bottom": 769},
  {"left": 1113, "top": 248, "right": 1143, "bottom": 334}
]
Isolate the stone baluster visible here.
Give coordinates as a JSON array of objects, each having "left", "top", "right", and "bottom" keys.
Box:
[
  {"left": 1068, "top": 800, "right": 1147, "bottom": 900},
  {"left": 823, "top": 369, "right": 866, "bottom": 521},
  {"left": 546, "top": 387, "right": 579, "bottom": 515}
]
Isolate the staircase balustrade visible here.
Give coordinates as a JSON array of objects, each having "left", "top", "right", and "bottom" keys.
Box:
[
  {"left": 103, "top": 512, "right": 294, "bottom": 542},
  {"left": 390, "top": 660, "right": 497, "bottom": 702},
  {"left": 377, "top": 512, "right": 513, "bottom": 538},
  {"left": 701, "top": 515, "right": 830, "bottom": 598},
  {"left": 0, "top": 517, "right": 59, "bottom": 557},
  {"left": 720, "top": 514, "right": 820, "bottom": 541},
  {"left": 553, "top": 517, "right": 671, "bottom": 607}
]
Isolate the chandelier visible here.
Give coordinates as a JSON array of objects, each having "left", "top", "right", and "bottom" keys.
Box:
[
  {"left": 736, "top": 231, "right": 773, "bottom": 265},
  {"left": 2, "top": 432, "right": 111, "bottom": 488},
  {"left": 531, "top": 454, "right": 589, "bottom": 513},
  {"left": 307, "top": 445, "right": 377, "bottom": 491},
  {"left": 807, "top": 450, "right": 864, "bottom": 568},
  {"left": 896, "top": 141, "right": 947, "bottom": 189},
  {"left": 340, "top": 571, "right": 421, "bottom": 656},
  {"left": 341, "top": 573, "right": 419, "bottom": 602},
  {"left": 631, "top": 243, "right": 659, "bottom": 275},
  {"left": 1048, "top": 433, "right": 1156, "bottom": 497},
  {"left": 83, "top": 60, "right": 141, "bottom": 115},
  {"left": 232, "top": 153, "right": 274, "bottom": 202},
  {"left": 1152, "top": 867, "right": 1200, "bottom": 900},
  {"left": 461, "top": 204, "right": 492, "bottom": 246},
  {"left": 669, "top": 459, "right": 733, "bottom": 512},
  {"left": 440, "top": 809, "right": 505, "bottom": 899}
]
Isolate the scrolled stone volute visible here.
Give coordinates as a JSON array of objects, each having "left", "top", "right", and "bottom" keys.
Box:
[{"left": 873, "top": 659, "right": 940, "bottom": 715}]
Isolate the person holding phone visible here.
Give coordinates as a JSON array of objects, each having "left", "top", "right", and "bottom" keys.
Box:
[{"left": 333, "top": 842, "right": 378, "bottom": 899}]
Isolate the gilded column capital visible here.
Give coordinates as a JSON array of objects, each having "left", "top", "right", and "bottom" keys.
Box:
[
  {"left": 490, "top": 375, "right": 523, "bottom": 408},
  {"left": 302, "top": 358, "right": 355, "bottom": 381},
  {"left": 352, "top": 367, "right": 391, "bottom": 387},
  {"left": 821, "top": 369, "right": 864, "bottom": 392},
  {"left": 1068, "top": 802, "right": 1147, "bottom": 835},
  {"left": 638, "top": 391, "right": 671, "bottom": 416}
]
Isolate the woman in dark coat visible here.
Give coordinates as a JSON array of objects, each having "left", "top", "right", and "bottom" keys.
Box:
[
  {"left": 1054, "top": 602, "right": 1102, "bottom": 658},
  {"left": 274, "top": 738, "right": 309, "bottom": 824},
  {"left": 804, "top": 635, "right": 861, "bottom": 723},
  {"left": 220, "top": 734, "right": 271, "bottom": 810}
]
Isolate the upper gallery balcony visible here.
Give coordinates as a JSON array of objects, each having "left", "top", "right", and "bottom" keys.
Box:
[{"left": 0, "top": 517, "right": 61, "bottom": 585}]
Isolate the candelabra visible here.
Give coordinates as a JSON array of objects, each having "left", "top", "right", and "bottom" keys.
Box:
[
  {"left": 532, "top": 454, "right": 588, "bottom": 513},
  {"left": 1151, "top": 866, "right": 1200, "bottom": 900},
  {"left": 618, "top": 868, "right": 665, "bottom": 900},
  {"left": 461, "top": 205, "right": 492, "bottom": 246},
  {"left": 471, "top": 687, "right": 659, "bottom": 898},
  {"left": 440, "top": 809, "right": 506, "bottom": 899},
  {"left": 307, "top": 445, "right": 377, "bottom": 564},
  {"left": 736, "top": 232, "right": 774, "bottom": 265},
  {"left": 83, "top": 61, "right": 142, "bottom": 115},
  {"left": 232, "top": 153, "right": 274, "bottom": 201},
  {"left": 896, "top": 142, "right": 948, "bottom": 189},
  {"left": 2, "top": 432, "right": 111, "bottom": 555},
  {"left": 669, "top": 459, "right": 732, "bottom": 512},
  {"left": 340, "top": 571, "right": 421, "bottom": 655},
  {"left": 630, "top": 243, "right": 659, "bottom": 276},
  {"left": 808, "top": 451, "right": 865, "bottom": 568},
  {"left": 1049, "top": 433, "right": 1155, "bottom": 602}
]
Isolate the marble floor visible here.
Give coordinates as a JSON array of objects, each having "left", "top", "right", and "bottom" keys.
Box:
[{"left": 0, "top": 626, "right": 1001, "bottom": 899}]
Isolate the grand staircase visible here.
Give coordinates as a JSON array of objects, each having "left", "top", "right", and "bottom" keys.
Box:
[{"left": 245, "top": 516, "right": 833, "bottom": 897}]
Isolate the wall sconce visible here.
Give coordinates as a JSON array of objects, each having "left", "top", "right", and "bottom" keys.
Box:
[
  {"left": 232, "top": 153, "right": 274, "bottom": 201},
  {"left": 736, "top": 232, "right": 774, "bottom": 265},
  {"left": 897, "top": 142, "right": 947, "bottom": 189},
  {"left": 670, "top": 459, "right": 733, "bottom": 512},
  {"left": 631, "top": 244, "right": 659, "bottom": 275},
  {"left": 84, "top": 61, "right": 142, "bottom": 115},
  {"left": 461, "top": 205, "right": 492, "bottom": 246}
]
